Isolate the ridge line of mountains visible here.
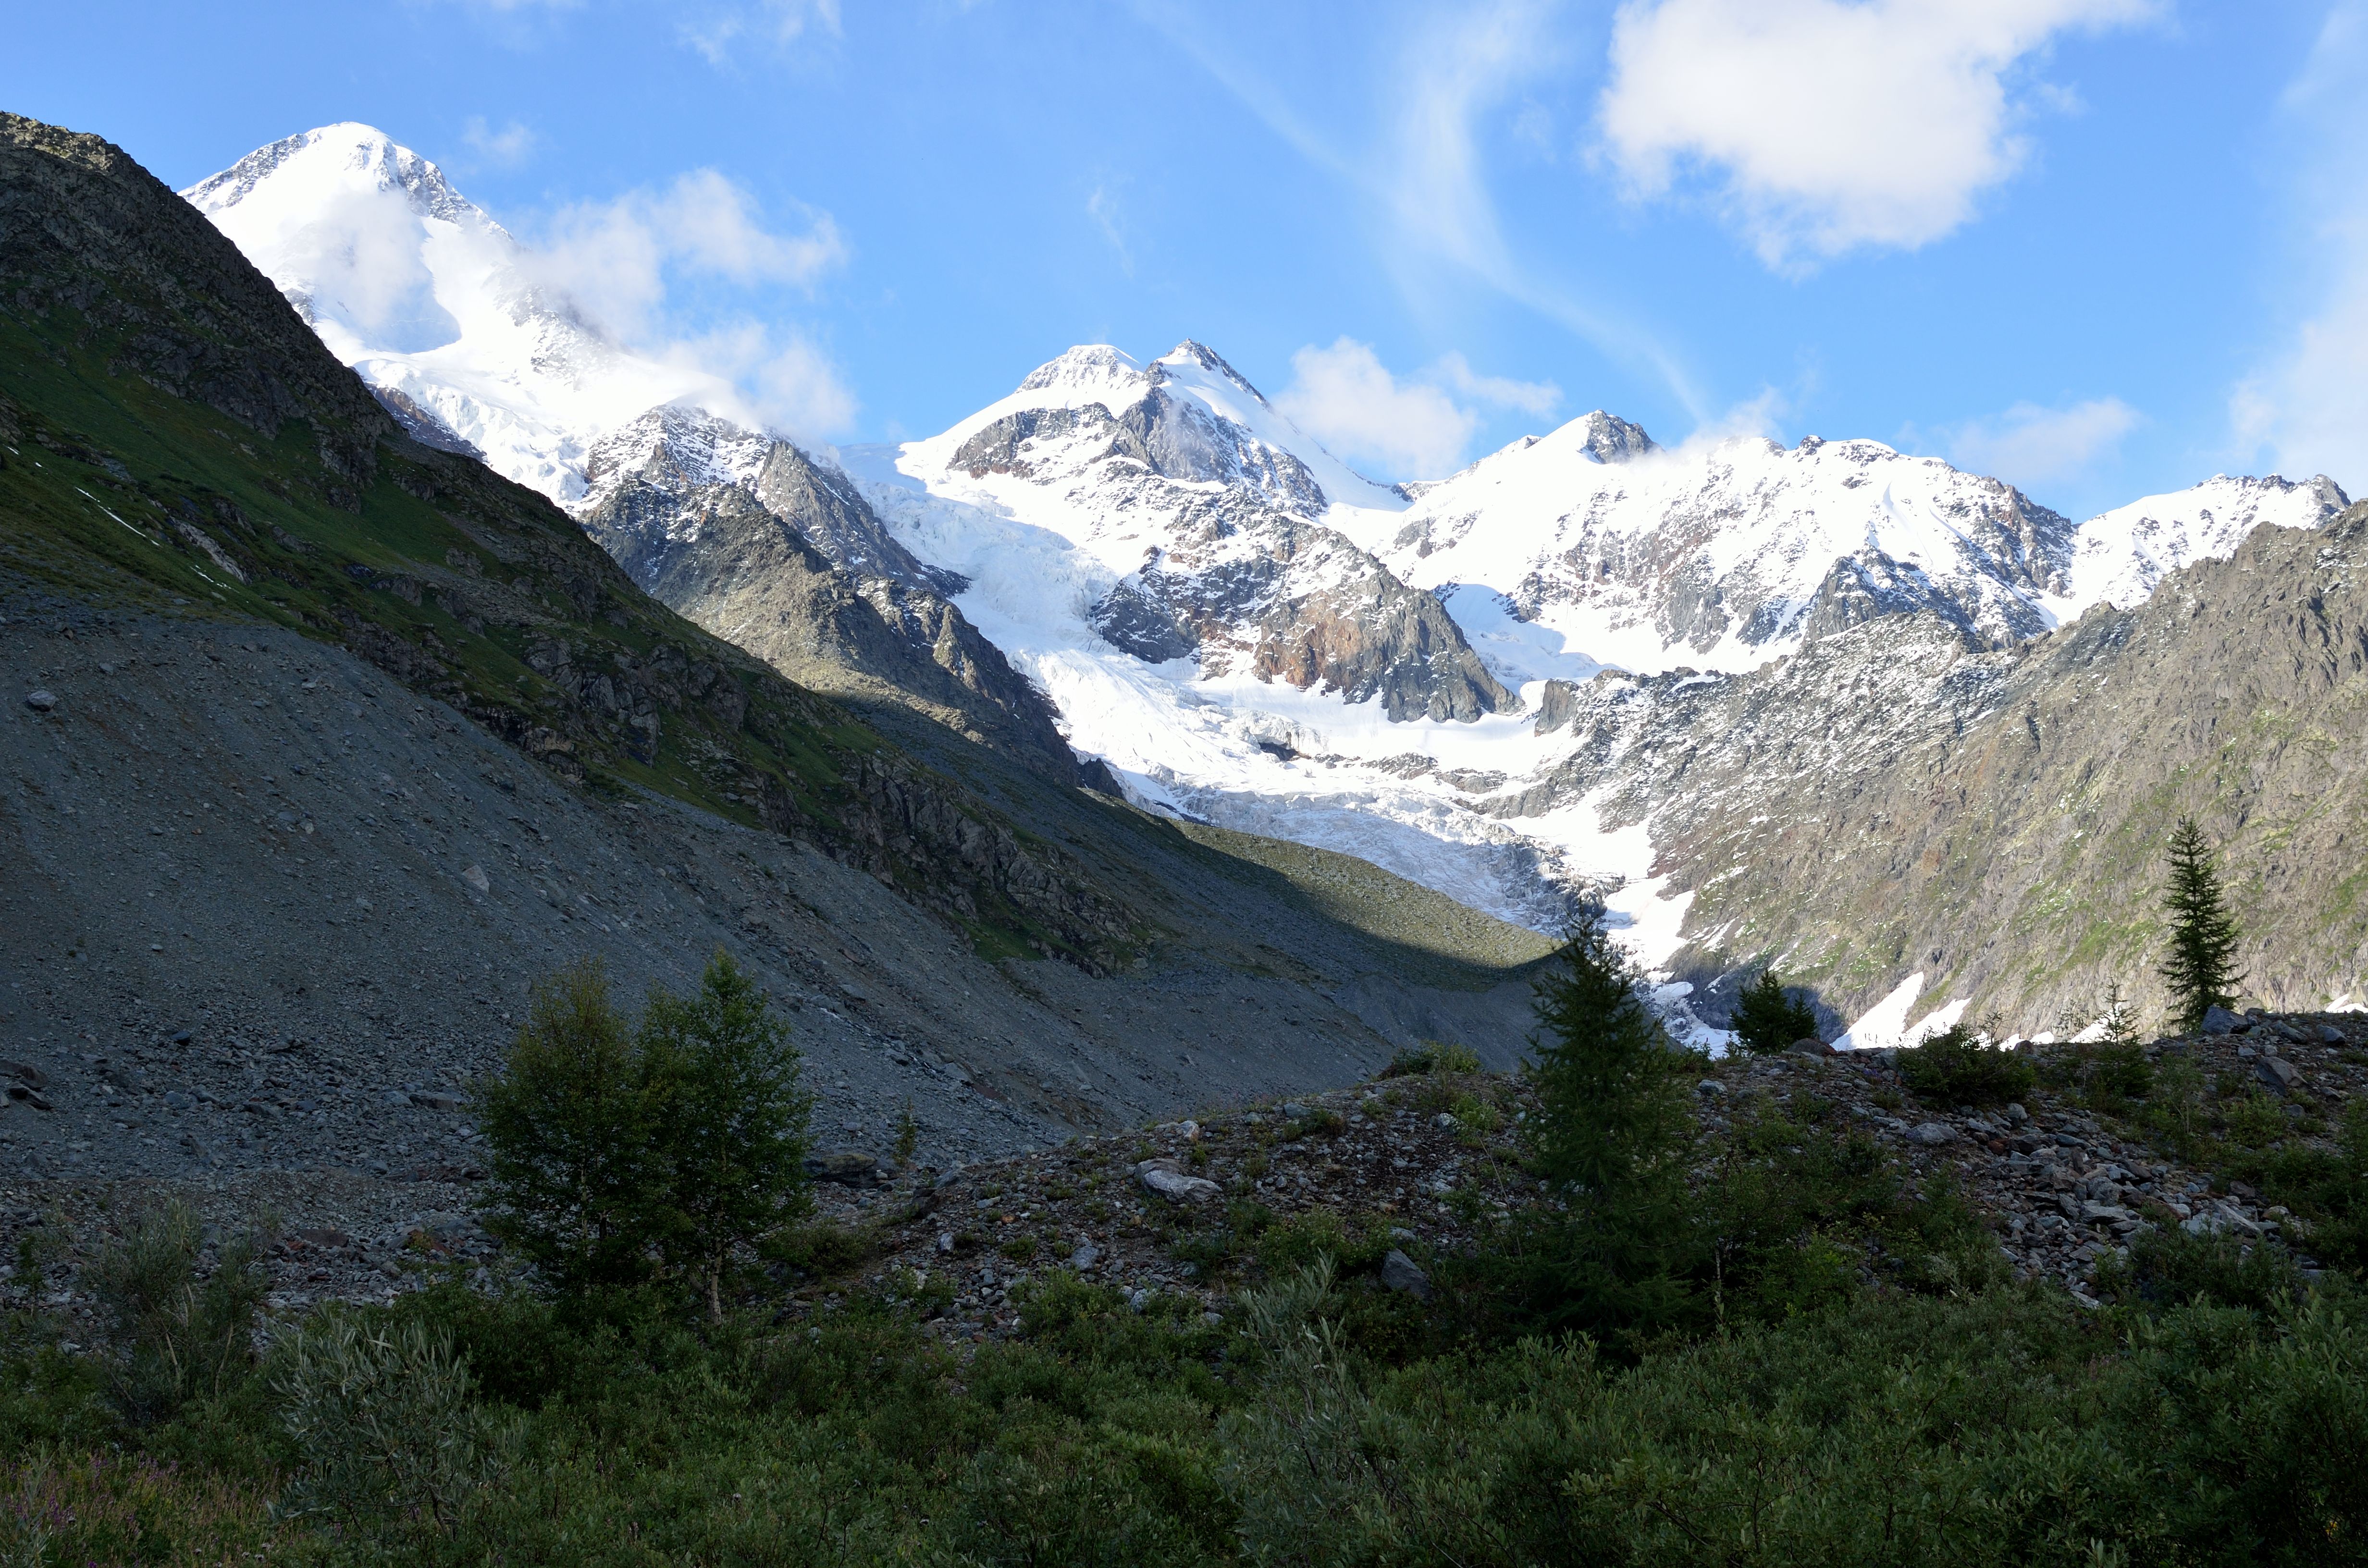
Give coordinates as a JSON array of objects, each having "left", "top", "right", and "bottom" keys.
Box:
[{"left": 10, "top": 109, "right": 2368, "bottom": 1150}]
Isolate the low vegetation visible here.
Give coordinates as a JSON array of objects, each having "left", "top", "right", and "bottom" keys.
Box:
[{"left": 0, "top": 917, "right": 2361, "bottom": 1563}]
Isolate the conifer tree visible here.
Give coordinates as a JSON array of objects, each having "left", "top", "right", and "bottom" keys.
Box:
[
  {"left": 1523, "top": 907, "right": 1697, "bottom": 1333},
  {"left": 641, "top": 950, "right": 814, "bottom": 1322},
  {"left": 1731, "top": 967, "right": 1820, "bottom": 1055},
  {"left": 2159, "top": 817, "right": 2243, "bottom": 1032}
]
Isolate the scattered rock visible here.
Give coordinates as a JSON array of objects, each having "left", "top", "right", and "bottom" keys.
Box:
[
  {"left": 2255, "top": 1055, "right": 2300, "bottom": 1095},
  {"left": 1380, "top": 1249, "right": 1433, "bottom": 1300},
  {"left": 23, "top": 690, "right": 56, "bottom": 712},
  {"left": 1904, "top": 1121, "right": 1956, "bottom": 1146},
  {"left": 1, "top": 1061, "right": 47, "bottom": 1089},
  {"left": 1696, "top": 1079, "right": 1727, "bottom": 1096},
  {"left": 1135, "top": 1158, "right": 1221, "bottom": 1203},
  {"left": 410, "top": 1090, "right": 466, "bottom": 1112},
  {"left": 2200, "top": 1005, "right": 2246, "bottom": 1035},
  {"left": 1788, "top": 1037, "right": 1833, "bottom": 1056},
  {"left": 2004, "top": 1102, "right": 2029, "bottom": 1125},
  {"left": 460, "top": 864, "right": 489, "bottom": 894},
  {"left": 1068, "top": 1240, "right": 1100, "bottom": 1271},
  {"left": 2319, "top": 1024, "right": 2350, "bottom": 1045}
]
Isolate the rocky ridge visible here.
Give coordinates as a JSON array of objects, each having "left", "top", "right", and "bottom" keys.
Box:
[
  {"left": 576, "top": 405, "right": 1086, "bottom": 781},
  {"left": 1496, "top": 497, "right": 2368, "bottom": 1035}
]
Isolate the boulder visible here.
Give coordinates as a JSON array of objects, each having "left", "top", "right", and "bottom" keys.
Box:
[
  {"left": 1135, "top": 1158, "right": 1221, "bottom": 1203},
  {"left": 2255, "top": 1055, "right": 2301, "bottom": 1095},
  {"left": 1380, "top": 1249, "right": 1433, "bottom": 1300},
  {"left": 1904, "top": 1122, "right": 1956, "bottom": 1147},
  {"left": 2200, "top": 1005, "right": 2246, "bottom": 1035},
  {"left": 22, "top": 690, "right": 55, "bottom": 712},
  {"left": 1788, "top": 1037, "right": 1833, "bottom": 1057}
]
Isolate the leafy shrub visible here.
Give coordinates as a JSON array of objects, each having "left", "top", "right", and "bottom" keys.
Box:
[
  {"left": 1897, "top": 1022, "right": 2036, "bottom": 1108},
  {"left": 86, "top": 1200, "right": 269, "bottom": 1425},
  {"left": 2094, "top": 1225, "right": 2307, "bottom": 1316},
  {"left": 1730, "top": 967, "right": 1820, "bottom": 1055},
  {"left": 757, "top": 1219, "right": 877, "bottom": 1285},
  {"left": 272, "top": 1311, "right": 506, "bottom": 1531}
]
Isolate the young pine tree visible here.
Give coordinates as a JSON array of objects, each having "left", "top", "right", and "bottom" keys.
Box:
[
  {"left": 641, "top": 950, "right": 814, "bottom": 1322},
  {"left": 1522, "top": 908, "right": 1699, "bottom": 1335},
  {"left": 2159, "top": 817, "right": 2243, "bottom": 1032},
  {"left": 1730, "top": 967, "right": 1821, "bottom": 1055},
  {"left": 473, "top": 961, "right": 668, "bottom": 1295}
]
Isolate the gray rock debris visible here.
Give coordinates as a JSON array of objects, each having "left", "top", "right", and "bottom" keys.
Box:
[
  {"left": 2201, "top": 1005, "right": 2246, "bottom": 1036},
  {"left": 23, "top": 689, "right": 56, "bottom": 712},
  {"left": 1905, "top": 1122, "right": 1956, "bottom": 1146}
]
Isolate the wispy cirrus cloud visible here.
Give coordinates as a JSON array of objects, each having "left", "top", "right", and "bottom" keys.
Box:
[
  {"left": 1137, "top": 0, "right": 1708, "bottom": 420},
  {"left": 1596, "top": 0, "right": 2158, "bottom": 270},
  {"left": 460, "top": 116, "right": 536, "bottom": 167},
  {"left": 678, "top": 0, "right": 842, "bottom": 66},
  {"left": 2232, "top": 1, "right": 2368, "bottom": 494}
]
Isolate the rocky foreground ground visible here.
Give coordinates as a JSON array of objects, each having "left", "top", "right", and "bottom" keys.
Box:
[{"left": 0, "top": 1008, "right": 2352, "bottom": 1337}]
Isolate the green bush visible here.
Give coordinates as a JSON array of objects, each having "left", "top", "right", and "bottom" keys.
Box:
[
  {"left": 271, "top": 1309, "right": 507, "bottom": 1532},
  {"left": 86, "top": 1200, "right": 269, "bottom": 1426},
  {"left": 1383, "top": 1040, "right": 1482, "bottom": 1077},
  {"left": 1898, "top": 1022, "right": 2037, "bottom": 1108},
  {"left": 1730, "top": 967, "right": 1820, "bottom": 1055}
]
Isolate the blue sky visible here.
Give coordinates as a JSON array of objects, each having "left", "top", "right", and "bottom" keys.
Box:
[{"left": 8, "top": 0, "right": 2365, "bottom": 516}]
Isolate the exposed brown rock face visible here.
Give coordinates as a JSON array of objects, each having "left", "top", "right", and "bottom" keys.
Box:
[{"left": 1517, "top": 502, "right": 2368, "bottom": 1034}]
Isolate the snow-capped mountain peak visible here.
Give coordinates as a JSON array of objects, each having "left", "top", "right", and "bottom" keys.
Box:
[{"left": 183, "top": 123, "right": 731, "bottom": 503}]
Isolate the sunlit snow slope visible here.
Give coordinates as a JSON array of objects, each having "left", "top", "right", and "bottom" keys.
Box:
[{"left": 182, "top": 124, "right": 725, "bottom": 503}]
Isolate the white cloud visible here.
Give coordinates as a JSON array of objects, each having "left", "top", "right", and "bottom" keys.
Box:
[
  {"left": 1945, "top": 397, "right": 2140, "bottom": 490},
  {"left": 1086, "top": 184, "right": 1133, "bottom": 275},
  {"left": 535, "top": 169, "right": 846, "bottom": 343},
  {"left": 1433, "top": 351, "right": 1560, "bottom": 417},
  {"left": 1598, "top": 0, "right": 2156, "bottom": 269},
  {"left": 1275, "top": 338, "right": 1561, "bottom": 480},
  {"left": 2232, "top": 2, "right": 2368, "bottom": 494},
  {"left": 667, "top": 322, "right": 859, "bottom": 439},
  {"left": 521, "top": 171, "right": 853, "bottom": 438},
  {"left": 679, "top": 0, "right": 841, "bottom": 66},
  {"left": 460, "top": 117, "right": 536, "bottom": 167}
]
